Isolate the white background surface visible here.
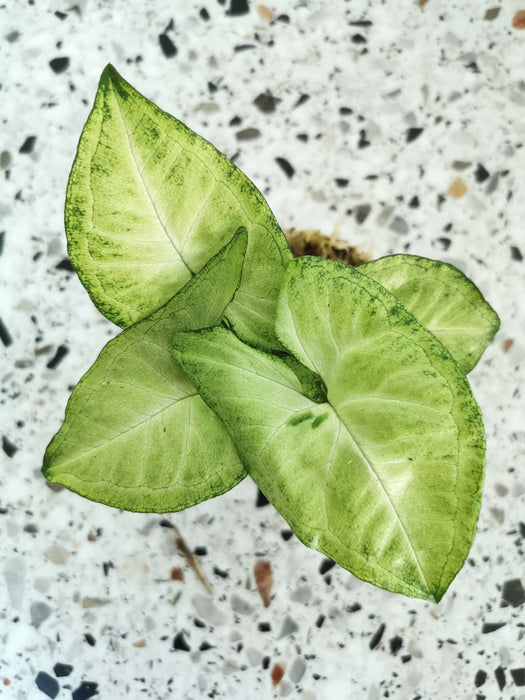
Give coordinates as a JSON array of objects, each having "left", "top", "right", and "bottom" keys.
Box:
[{"left": 1, "top": 1, "right": 524, "bottom": 698}]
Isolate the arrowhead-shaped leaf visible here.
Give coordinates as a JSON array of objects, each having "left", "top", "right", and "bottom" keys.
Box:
[
  {"left": 66, "top": 64, "right": 291, "bottom": 349},
  {"left": 359, "top": 254, "right": 500, "bottom": 373},
  {"left": 173, "top": 257, "right": 486, "bottom": 601},
  {"left": 42, "top": 230, "right": 248, "bottom": 512}
]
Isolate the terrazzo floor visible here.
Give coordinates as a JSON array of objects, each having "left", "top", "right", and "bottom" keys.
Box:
[{"left": 1, "top": 1, "right": 524, "bottom": 698}]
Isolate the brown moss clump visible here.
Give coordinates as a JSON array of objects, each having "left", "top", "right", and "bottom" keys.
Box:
[{"left": 284, "top": 228, "right": 371, "bottom": 266}]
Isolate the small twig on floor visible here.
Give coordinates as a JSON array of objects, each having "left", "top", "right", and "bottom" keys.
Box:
[{"left": 173, "top": 525, "right": 213, "bottom": 595}]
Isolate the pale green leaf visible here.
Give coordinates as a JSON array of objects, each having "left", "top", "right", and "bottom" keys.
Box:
[
  {"left": 173, "top": 257, "right": 486, "bottom": 601},
  {"left": 359, "top": 254, "right": 500, "bottom": 372},
  {"left": 42, "top": 230, "right": 248, "bottom": 512},
  {"left": 66, "top": 64, "right": 291, "bottom": 349}
]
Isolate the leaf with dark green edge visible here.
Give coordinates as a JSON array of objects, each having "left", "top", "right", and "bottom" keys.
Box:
[
  {"left": 42, "top": 229, "right": 249, "bottom": 513},
  {"left": 173, "top": 257, "right": 486, "bottom": 601},
  {"left": 278, "top": 354, "right": 327, "bottom": 404},
  {"left": 65, "top": 63, "right": 292, "bottom": 350},
  {"left": 358, "top": 254, "right": 500, "bottom": 373}
]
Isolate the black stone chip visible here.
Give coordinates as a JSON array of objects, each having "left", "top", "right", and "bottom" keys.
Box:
[
  {"left": 355, "top": 203, "right": 371, "bottom": 223},
  {"left": 0, "top": 317, "right": 13, "bottom": 346},
  {"left": 19, "top": 136, "right": 37, "bottom": 154},
  {"left": 351, "top": 33, "right": 367, "bottom": 44},
  {"left": 234, "top": 44, "right": 255, "bottom": 52},
  {"left": 315, "top": 614, "right": 325, "bottom": 628},
  {"left": 173, "top": 631, "right": 190, "bottom": 651},
  {"left": 401, "top": 655, "right": 411, "bottom": 663},
  {"left": 55, "top": 257, "right": 75, "bottom": 272},
  {"left": 35, "top": 671, "right": 59, "bottom": 699},
  {"left": 296, "top": 133, "right": 308, "bottom": 142},
  {"left": 213, "top": 566, "right": 228, "bottom": 578},
  {"left": 159, "top": 518, "right": 174, "bottom": 528},
  {"left": 408, "top": 195, "right": 420, "bottom": 208},
  {"left": 347, "top": 602, "right": 362, "bottom": 612},
  {"left": 358, "top": 129, "right": 370, "bottom": 148},
  {"left": 511, "top": 668, "right": 525, "bottom": 687},
  {"left": 276, "top": 14, "right": 290, "bottom": 22},
  {"left": 49, "top": 57, "right": 70, "bottom": 74},
  {"left": 46, "top": 345, "right": 69, "bottom": 370},
  {"left": 199, "top": 640, "right": 213, "bottom": 651},
  {"left": 159, "top": 33, "right": 177, "bottom": 58},
  {"left": 369, "top": 623, "right": 385, "bottom": 650},
  {"left": 510, "top": 246, "right": 523, "bottom": 262},
  {"left": 349, "top": 20, "right": 373, "bottom": 27},
  {"left": 335, "top": 178, "right": 349, "bottom": 187},
  {"left": 494, "top": 665, "right": 506, "bottom": 690},
  {"left": 194, "top": 546, "right": 207, "bottom": 556},
  {"left": 55, "top": 10, "right": 67, "bottom": 19},
  {"left": 474, "top": 670, "right": 487, "bottom": 687},
  {"left": 72, "top": 681, "right": 98, "bottom": 700},
  {"left": 254, "top": 92, "right": 280, "bottom": 113},
  {"left": 389, "top": 636, "right": 402, "bottom": 654},
  {"left": 475, "top": 164, "right": 490, "bottom": 183},
  {"left": 319, "top": 558, "right": 335, "bottom": 575},
  {"left": 437, "top": 237, "right": 451, "bottom": 250},
  {"left": 280, "top": 529, "right": 293, "bottom": 541},
  {"left": 54, "top": 662, "right": 73, "bottom": 677},
  {"left": 275, "top": 157, "right": 294, "bottom": 178},
  {"left": 194, "top": 618, "right": 206, "bottom": 627},
  {"left": 0, "top": 231, "right": 4, "bottom": 255},
  {"left": 84, "top": 632, "right": 96, "bottom": 646},
  {"left": 262, "top": 655, "right": 270, "bottom": 669},
  {"left": 102, "top": 561, "right": 114, "bottom": 576},
  {"left": 227, "top": 0, "right": 249, "bottom": 16},
  {"left": 258, "top": 621, "right": 271, "bottom": 632},
  {"left": 406, "top": 127, "right": 423, "bottom": 143},
  {"left": 501, "top": 578, "right": 525, "bottom": 607},
  {"left": 481, "top": 622, "right": 506, "bottom": 633},
  {"left": 2, "top": 436, "right": 18, "bottom": 458},
  {"left": 256, "top": 488, "right": 270, "bottom": 507},
  {"left": 339, "top": 106, "right": 353, "bottom": 115},
  {"left": 294, "top": 94, "right": 310, "bottom": 108},
  {"left": 200, "top": 8, "right": 210, "bottom": 20}
]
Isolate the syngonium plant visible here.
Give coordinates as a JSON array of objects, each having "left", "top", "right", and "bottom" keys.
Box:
[{"left": 43, "top": 65, "right": 500, "bottom": 602}]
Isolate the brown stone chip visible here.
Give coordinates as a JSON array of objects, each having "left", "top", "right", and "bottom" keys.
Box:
[
  {"left": 447, "top": 177, "right": 468, "bottom": 199},
  {"left": 254, "top": 560, "right": 273, "bottom": 607},
  {"left": 512, "top": 11, "right": 525, "bottom": 28}
]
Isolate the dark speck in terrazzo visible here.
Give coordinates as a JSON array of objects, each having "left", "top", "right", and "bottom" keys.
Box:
[
  {"left": 2, "top": 436, "right": 18, "bottom": 458},
  {"left": 510, "top": 245, "right": 523, "bottom": 262},
  {"left": 236, "top": 127, "right": 260, "bottom": 141},
  {"left": 358, "top": 129, "right": 370, "bottom": 148},
  {"left": 256, "top": 488, "right": 269, "bottom": 507},
  {"left": 406, "top": 127, "right": 423, "bottom": 143},
  {"left": 258, "top": 622, "right": 271, "bottom": 632},
  {"left": 35, "top": 671, "right": 59, "bottom": 699},
  {"left": 0, "top": 317, "right": 13, "bottom": 346},
  {"left": 511, "top": 668, "right": 525, "bottom": 687},
  {"left": 351, "top": 33, "right": 367, "bottom": 44},
  {"left": 316, "top": 614, "right": 325, "bottom": 628},
  {"left": 500, "top": 578, "right": 525, "bottom": 607},
  {"left": 369, "top": 623, "right": 386, "bottom": 650},
  {"left": 173, "top": 631, "right": 191, "bottom": 651},
  {"left": 389, "top": 636, "right": 402, "bottom": 654},
  {"left": 494, "top": 665, "right": 506, "bottom": 690},
  {"left": 227, "top": 0, "right": 249, "bottom": 16},
  {"left": 53, "top": 662, "right": 73, "bottom": 677},
  {"left": 199, "top": 641, "right": 213, "bottom": 651},
  {"left": 475, "top": 164, "right": 490, "bottom": 183},
  {"left": 200, "top": 8, "right": 210, "bottom": 20},
  {"left": 355, "top": 204, "right": 371, "bottom": 223},
  {"left": 254, "top": 92, "right": 280, "bottom": 113},
  {"left": 72, "top": 681, "right": 98, "bottom": 700},
  {"left": 55, "top": 257, "right": 75, "bottom": 272},
  {"left": 19, "top": 136, "right": 37, "bottom": 154},
  {"left": 280, "top": 529, "right": 293, "bottom": 541},
  {"left": 213, "top": 565, "right": 228, "bottom": 578},
  {"left": 46, "top": 345, "right": 69, "bottom": 370},
  {"left": 335, "top": 178, "right": 348, "bottom": 188},
  {"left": 294, "top": 94, "right": 310, "bottom": 108},
  {"left": 474, "top": 670, "right": 487, "bottom": 687},
  {"left": 275, "top": 157, "right": 294, "bottom": 178},
  {"left": 84, "top": 632, "right": 96, "bottom": 646},
  {"left": 481, "top": 621, "right": 506, "bottom": 633},
  {"left": 319, "top": 558, "right": 335, "bottom": 575},
  {"left": 194, "top": 546, "right": 207, "bottom": 556},
  {"left": 159, "top": 33, "right": 177, "bottom": 58},
  {"left": 49, "top": 57, "right": 70, "bottom": 74}
]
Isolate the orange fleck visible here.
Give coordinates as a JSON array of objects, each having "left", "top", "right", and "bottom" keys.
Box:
[
  {"left": 3, "top": 679, "right": 11, "bottom": 686},
  {"left": 271, "top": 663, "right": 285, "bottom": 686},
  {"left": 254, "top": 561, "right": 273, "bottom": 607},
  {"left": 257, "top": 5, "right": 275, "bottom": 21},
  {"left": 512, "top": 10, "right": 525, "bottom": 28},
  {"left": 447, "top": 177, "right": 468, "bottom": 199},
  {"left": 133, "top": 639, "right": 146, "bottom": 648},
  {"left": 430, "top": 611, "right": 439, "bottom": 620},
  {"left": 170, "top": 567, "right": 184, "bottom": 582},
  {"left": 503, "top": 339, "right": 514, "bottom": 353},
  {"left": 87, "top": 531, "right": 97, "bottom": 541},
  {"left": 418, "top": 0, "right": 429, "bottom": 7}
]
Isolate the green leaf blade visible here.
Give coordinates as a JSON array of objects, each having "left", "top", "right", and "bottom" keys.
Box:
[
  {"left": 174, "top": 258, "right": 486, "bottom": 601},
  {"left": 66, "top": 64, "right": 291, "bottom": 348},
  {"left": 358, "top": 254, "right": 500, "bottom": 372},
  {"left": 43, "top": 231, "right": 248, "bottom": 512}
]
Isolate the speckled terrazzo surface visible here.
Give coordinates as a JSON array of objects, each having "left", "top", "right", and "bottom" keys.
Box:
[{"left": 1, "top": 1, "right": 524, "bottom": 698}]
